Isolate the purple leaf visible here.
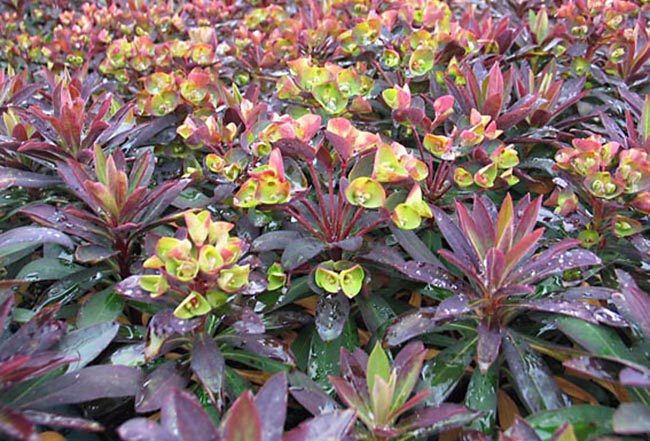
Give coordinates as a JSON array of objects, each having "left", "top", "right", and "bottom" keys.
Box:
[
  {"left": 340, "top": 347, "right": 369, "bottom": 401},
  {"left": 191, "top": 333, "right": 225, "bottom": 395},
  {"left": 22, "top": 409, "right": 103, "bottom": 432},
  {"left": 115, "top": 275, "right": 171, "bottom": 305},
  {"left": 251, "top": 231, "right": 301, "bottom": 252},
  {"left": 273, "top": 138, "right": 317, "bottom": 160},
  {"left": 513, "top": 240, "right": 599, "bottom": 285},
  {"left": 393, "top": 262, "right": 470, "bottom": 294},
  {"left": 0, "top": 226, "right": 73, "bottom": 250},
  {"left": 0, "top": 167, "right": 61, "bottom": 190},
  {"left": 20, "top": 204, "right": 108, "bottom": 245},
  {"left": 613, "top": 403, "right": 650, "bottom": 435},
  {"left": 619, "top": 367, "right": 650, "bottom": 387},
  {"left": 221, "top": 391, "right": 262, "bottom": 441},
  {"left": 55, "top": 321, "right": 119, "bottom": 371},
  {"left": 136, "top": 361, "right": 189, "bottom": 413},
  {"left": 255, "top": 372, "right": 288, "bottom": 441},
  {"left": 435, "top": 294, "right": 473, "bottom": 320},
  {"left": 431, "top": 205, "right": 479, "bottom": 269},
  {"left": 75, "top": 244, "right": 118, "bottom": 263},
  {"left": 0, "top": 307, "right": 65, "bottom": 359},
  {"left": 281, "top": 238, "right": 325, "bottom": 271},
  {"left": 288, "top": 371, "right": 339, "bottom": 416},
  {"left": 145, "top": 310, "right": 200, "bottom": 361},
  {"left": 232, "top": 307, "right": 266, "bottom": 335},
  {"left": 613, "top": 270, "right": 650, "bottom": 338},
  {"left": 0, "top": 292, "right": 12, "bottom": 331},
  {"left": 16, "top": 365, "right": 143, "bottom": 409},
  {"left": 503, "top": 333, "right": 565, "bottom": 413},
  {"left": 119, "top": 418, "right": 176, "bottom": 441},
  {"left": 519, "top": 299, "right": 627, "bottom": 327},
  {"left": 397, "top": 403, "right": 480, "bottom": 435},
  {"left": 383, "top": 308, "right": 439, "bottom": 347},
  {"left": 476, "top": 319, "right": 502, "bottom": 374},
  {"left": 283, "top": 409, "right": 355, "bottom": 441},
  {"left": 162, "top": 388, "right": 219, "bottom": 441},
  {"left": 222, "top": 335, "right": 296, "bottom": 365}
]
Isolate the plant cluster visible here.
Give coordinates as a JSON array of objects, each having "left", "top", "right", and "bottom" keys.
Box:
[{"left": 1, "top": 0, "right": 650, "bottom": 440}]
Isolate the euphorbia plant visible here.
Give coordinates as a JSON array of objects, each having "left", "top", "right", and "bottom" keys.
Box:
[
  {"left": 21, "top": 145, "right": 189, "bottom": 278},
  {"left": 330, "top": 342, "right": 479, "bottom": 440}
]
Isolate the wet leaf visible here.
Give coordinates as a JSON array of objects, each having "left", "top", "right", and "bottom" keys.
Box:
[
  {"left": 503, "top": 332, "right": 566, "bottom": 414},
  {"left": 254, "top": 372, "right": 287, "bottom": 441},
  {"left": 613, "top": 403, "right": 650, "bottom": 434},
  {"left": 222, "top": 391, "right": 262, "bottom": 441},
  {"left": 526, "top": 405, "right": 614, "bottom": 441},
  {"left": 284, "top": 409, "right": 355, "bottom": 441},
  {"left": 55, "top": 321, "right": 119, "bottom": 372},
  {"left": 465, "top": 362, "right": 498, "bottom": 434},
  {"left": 77, "top": 289, "right": 124, "bottom": 328},
  {"left": 421, "top": 338, "right": 476, "bottom": 406},
  {"left": 135, "top": 361, "right": 188, "bottom": 413},
  {"left": 191, "top": 332, "right": 225, "bottom": 395},
  {"left": 315, "top": 293, "right": 350, "bottom": 342},
  {"left": 281, "top": 238, "right": 325, "bottom": 271},
  {"left": 162, "top": 388, "right": 219, "bottom": 441}
]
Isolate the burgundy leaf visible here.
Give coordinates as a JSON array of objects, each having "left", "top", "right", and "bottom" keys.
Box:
[
  {"left": 232, "top": 307, "right": 265, "bottom": 335},
  {"left": 136, "top": 361, "right": 189, "bottom": 413},
  {"left": 281, "top": 238, "right": 325, "bottom": 271},
  {"left": 496, "top": 93, "right": 540, "bottom": 130},
  {"left": 484, "top": 63, "right": 504, "bottom": 118},
  {"left": 273, "top": 138, "right": 317, "bottom": 160},
  {"left": 255, "top": 372, "right": 288, "bottom": 441},
  {"left": 119, "top": 418, "right": 176, "bottom": 441},
  {"left": 431, "top": 206, "right": 480, "bottom": 269},
  {"left": 340, "top": 347, "right": 369, "bottom": 400},
  {"left": 383, "top": 307, "right": 440, "bottom": 347},
  {"left": 162, "top": 388, "right": 219, "bottom": 441},
  {"left": 397, "top": 403, "right": 480, "bottom": 434},
  {"left": 15, "top": 365, "right": 143, "bottom": 409},
  {"left": 0, "top": 292, "right": 12, "bottom": 331},
  {"left": 393, "top": 261, "right": 470, "bottom": 294},
  {"left": 0, "top": 352, "right": 70, "bottom": 388},
  {"left": 613, "top": 270, "right": 650, "bottom": 338},
  {"left": 222, "top": 335, "right": 296, "bottom": 365},
  {"left": 191, "top": 333, "right": 225, "bottom": 395},
  {"left": 0, "top": 307, "right": 65, "bottom": 359},
  {"left": 221, "top": 391, "right": 262, "bottom": 441},
  {"left": 519, "top": 299, "right": 626, "bottom": 327},
  {"left": 20, "top": 204, "right": 109, "bottom": 245},
  {"left": 283, "top": 409, "right": 355, "bottom": 441},
  {"left": 435, "top": 294, "right": 473, "bottom": 321},
  {"left": 476, "top": 319, "right": 502, "bottom": 373}
]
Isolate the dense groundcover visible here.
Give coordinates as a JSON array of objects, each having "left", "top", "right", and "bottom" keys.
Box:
[{"left": 1, "top": 0, "right": 650, "bottom": 439}]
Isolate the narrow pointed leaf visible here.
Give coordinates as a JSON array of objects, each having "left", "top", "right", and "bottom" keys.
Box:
[{"left": 191, "top": 332, "right": 225, "bottom": 394}]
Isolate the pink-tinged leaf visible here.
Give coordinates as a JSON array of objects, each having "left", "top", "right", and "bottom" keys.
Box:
[
  {"left": 396, "top": 403, "right": 480, "bottom": 435},
  {"left": 128, "top": 150, "right": 155, "bottom": 193},
  {"left": 389, "top": 224, "right": 441, "bottom": 265},
  {"left": 613, "top": 403, "right": 650, "bottom": 435},
  {"left": 162, "top": 388, "right": 219, "bottom": 441},
  {"left": 0, "top": 353, "right": 70, "bottom": 387},
  {"left": 388, "top": 389, "right": 429, "bottom": 421},
  {"left": 15, "top": 365, "right": 143, "bottom": 409},
  {"left": 438, "top": 249, "right": 482, "bottom": 287},
  {"left": 0, "top": 293, "right": 12, "bottom": 331},
  {"left": 119, "top": 418, "right": 176, "bottom": 441},
  {"left": 0, "top": 404, "right": 39, "bottom": 441},
  {"left": 0, "top": 226, "right": 74, "bottom": 250},
  {"left": 0, "top": 306, "right": 64, "bottom": 357},
  {"left": 329, "top": 375, "right": 370, "bottom": 416},
  {"left": 273, "top": 138, "right": 317, "bottom": 161},
  {"left": 502, "top": 228, "right": 544, "bottom": 277},
  {"left": 136, "top": 179, "right": 191, "bottom": 225},
  {"left": 619, "top": 367, "right": 650, "bottom": 387},
  {"left": 221, "top": 392, "right": 261, "bottom": 441},
  {"left": 471, "top": 196, "right": 495, "bottom": 247},
  {"left": 135, "top": 361, "right": 188, "bottom": 413},
  {"left": 501, "top": 415, "right": 543, "bottom": 441},
  {"left": 495, "top": 194, "right": 514, "bottom": 253},
  {"left": 484, "top": 63, "right": 504, "bottom": 118},
  {"left": 513, "top": 195, "right": 542, "bottom": 244},
  {"left": 432, "top": 205, "right": 480, "bottom": 269},
  {"left": 191, "top": 332, "right": 225, "bottom": 395},
  {"left": 477, "top": 319, "right": 502, "bottom": 373},
  {"left": 486, "top": 248, "right": 506, "bottom": 290},
  {"left": 496, "top": 93, "right": 540, "bottom": 130},
  {"left": 456, "top": 201, "right": 487, "bottom": 258},
  {"left": 613, "top": 270, "right": 650, "bottom": 338},
  {"left": 283, "top": 409, "right": 355, "bottom": 441},
  {"left": 255, "top": 372, "right": 288, "bottom": 441},
  {"left": 393, "top": 342, "right": 426, "bottom": 410}
]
